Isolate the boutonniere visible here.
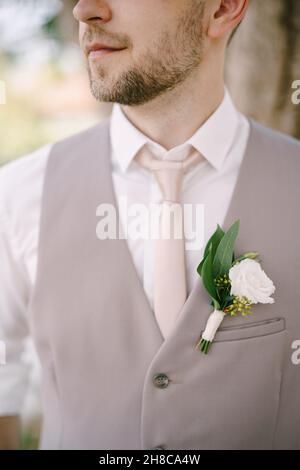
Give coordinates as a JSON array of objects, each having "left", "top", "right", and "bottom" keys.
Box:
[{"left": 195, "top": 220, "right": 275, "bottom": 354}]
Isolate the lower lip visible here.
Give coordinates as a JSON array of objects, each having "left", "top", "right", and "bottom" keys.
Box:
[{"left": 88, "top": 48, "right": 124, "bottom": 60}]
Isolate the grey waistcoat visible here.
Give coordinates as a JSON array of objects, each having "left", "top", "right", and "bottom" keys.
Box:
[{"left": 26, "top": 117, "right": 300, "bottom": 450}]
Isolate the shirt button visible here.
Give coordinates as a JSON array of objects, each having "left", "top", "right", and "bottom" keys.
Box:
[{"left": 152, "top": 373, "right": 170, "bottom": 389}]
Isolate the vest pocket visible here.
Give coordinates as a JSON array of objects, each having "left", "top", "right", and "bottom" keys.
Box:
[
  {"left": 189, "top": 319, "right": 286, "bottom": 448},
  {"left": 212, "top": 317, "right": 285, "bottom": 343}
]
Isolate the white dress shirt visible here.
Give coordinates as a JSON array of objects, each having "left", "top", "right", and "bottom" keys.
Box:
[{"left": 0, "top": 88, "right": 250, "bottom": 414}]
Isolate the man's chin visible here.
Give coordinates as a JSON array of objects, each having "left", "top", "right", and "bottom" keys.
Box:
[{"left": 89, "top": 80, "right": 119, "bottom": 104}]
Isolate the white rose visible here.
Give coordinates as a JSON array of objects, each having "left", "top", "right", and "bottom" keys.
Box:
[{"left": 229, "top": 258, "right": 275, "bottom": 304}]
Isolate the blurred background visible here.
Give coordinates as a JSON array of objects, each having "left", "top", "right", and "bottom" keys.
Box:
[{"left": 0, "top": 0, "right": 299, "bottom": 449}]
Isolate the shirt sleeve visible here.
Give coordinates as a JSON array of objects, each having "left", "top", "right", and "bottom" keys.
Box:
[{"left": 0, "top": 203, "right": 32, "bottom": 415}]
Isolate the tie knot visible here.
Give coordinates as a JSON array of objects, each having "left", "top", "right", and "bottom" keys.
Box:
[{"left": 135, "top": 146, "right": 203, "bottom": 202}]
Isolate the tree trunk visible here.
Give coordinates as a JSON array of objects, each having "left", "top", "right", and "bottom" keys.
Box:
[{"left": 226, "top": 0, "right": 300, "bottom": 139}]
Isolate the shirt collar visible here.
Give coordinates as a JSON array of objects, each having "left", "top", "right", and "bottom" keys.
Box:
[{"left": 109, "top": 87, "right": 239, "bottom": 173}]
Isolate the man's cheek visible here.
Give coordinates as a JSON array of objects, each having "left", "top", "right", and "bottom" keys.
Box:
[{"left": 79, "top": 23, "right": 85, "bottom": 44}]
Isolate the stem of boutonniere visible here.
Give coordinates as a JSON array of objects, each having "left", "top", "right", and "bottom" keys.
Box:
[{"left": 195, "top": 310, "right": 226, "bottom": 355}]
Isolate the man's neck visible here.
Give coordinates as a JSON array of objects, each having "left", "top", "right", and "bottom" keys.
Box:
[{"left": 121, "top": 64, "right": 225, "bottom": 150}]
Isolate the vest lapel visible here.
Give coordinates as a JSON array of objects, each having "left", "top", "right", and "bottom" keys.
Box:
[
  {"left": 156, "top": 117, "right": 261, "bottom": 342},
  {"left": 97, "top": 120, "right": 166, "bottom": 343}
]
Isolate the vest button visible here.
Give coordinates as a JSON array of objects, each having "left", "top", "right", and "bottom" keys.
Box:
[{"left": 152, "top": 373, "right": 170, "bottom": 389}]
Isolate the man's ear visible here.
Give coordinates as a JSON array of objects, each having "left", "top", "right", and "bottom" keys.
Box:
[{"left": 207, "top": 0, "right": 249, "bottom": 40}]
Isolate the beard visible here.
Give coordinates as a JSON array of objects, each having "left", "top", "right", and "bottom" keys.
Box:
[{"left": 87, "top": 1, "right": 205, "bottom": 106}]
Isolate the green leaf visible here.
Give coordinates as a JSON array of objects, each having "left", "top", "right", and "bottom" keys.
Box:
[
  {"left": 197, "top": 224, "right": 225, "bottom": 276},
  {"left": 232, "top": 252, "right": 259, "bottom": 266},
  {"left": 201, "top": 249, "right": 220, "bottom": 309},
  {"left": 197, "top": 245, "right": 211, "bottom": 277},
  {"left": 206, "top": 224, "right": 225, "bottom": 260},
  {"left": 212, "top": 298, "right": 221, "bottom": 310},
  {"left": 221, "top": 294, "right": 235, "bottom": 310},
  {"left": 212, "top": 220, "right": 240, "bottom": 279}
]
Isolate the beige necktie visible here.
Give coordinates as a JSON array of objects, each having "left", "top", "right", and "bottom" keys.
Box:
[{"left": 135, "top": 146, "right": 203, "bottom": 339}]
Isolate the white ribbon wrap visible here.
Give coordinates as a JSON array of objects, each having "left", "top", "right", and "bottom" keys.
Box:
[{"left": 202, "top": 309, "right": 226, "bottom": 342}]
